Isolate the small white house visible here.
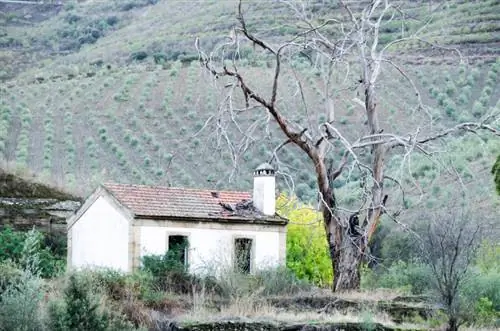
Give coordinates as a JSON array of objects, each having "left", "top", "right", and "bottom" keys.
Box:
[{"left": 66, "top": 163, "right": 287, "bottom": 274}]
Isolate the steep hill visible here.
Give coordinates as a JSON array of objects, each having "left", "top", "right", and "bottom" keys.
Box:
[
  {"left": 1, "top": 0, "right": 499, "bottom": 81},
  {"left": 0, "top": 0, "right": 499, "bottom": 210}
]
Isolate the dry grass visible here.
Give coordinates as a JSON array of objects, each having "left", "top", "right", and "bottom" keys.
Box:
[
  {"left": 273, "top": 287, "right": 408, "bottom": 302},
  {"left": 176, "top": 296, "right": 425, "bottom": 330}
]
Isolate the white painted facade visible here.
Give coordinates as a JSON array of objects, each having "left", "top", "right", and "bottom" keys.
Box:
[
  {"left": 68, "top": 165, "right": 286, "bottom": 273},
  {"left": 67, "top": 189, "right": 286, "bottom": 274},
  {"left": 69, "top": 195, "right": 130, "bottom": 272},
  {"left": 138, "top": 223, "right": 285, "bottom": 274}
]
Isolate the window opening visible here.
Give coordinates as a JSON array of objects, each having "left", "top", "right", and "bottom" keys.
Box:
[
  {"left": 234, "top": 238, "right": 253, "bottom": 274},
  {"left": 168, "top": 235, "right": 189, "bottom": 268}
]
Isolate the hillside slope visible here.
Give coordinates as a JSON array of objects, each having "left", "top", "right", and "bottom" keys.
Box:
[
  {"left": 0, "top": 0, "right": 498, "bottom": 210},
  {"left": 1, "top": 0, "right": 499, "bottom": 81}
]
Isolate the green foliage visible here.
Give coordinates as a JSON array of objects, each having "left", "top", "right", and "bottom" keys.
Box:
[
  {"left": 363, "top": 261, "right": 433, "bottom": 295},
  {"left": 277, "top": 195, "right": 333, "bottom": 287},
  {"left": 461, "top": 270, "right": 500, "bottom": 326},
  {"left": 142, "top": 245, "right": 187, "bottom": 277},
  {"left": 474, "top": 297, "right": 499, "bottom": 326},
  {"left": 140, "top": 241, "right": 195, "bottom": 293},
  {"left": 63, "top": 274, "right": 110, "bottom": 330},
  {"left": 57, "top": 16, "right": 116, "bottom": 51},
  {"left": 47, "top": 273, "right": 139, "bottom": 331},
  {"left": 0, "top": 227, "right": 65, "bottom": 278},
  {"left": 492, "top": 154, "right": 500, "bottom": 195},
  {"left": 0, "top": 226, "right": 25, "bottom": 262},
  {"left": 249, "top": 266, "right": 311, "bottom": 296},
  {"left": 0, "top": 260, "right": 22, "bottom": 293},
  {"left": 130, "top": 51, "right": 148, "bottom": 61},
  {"left": 0, "top": 270, "right": 44, "bottom": 331},
  {"left": 121, "top": 0, "right": 158, "bottom": 11}
]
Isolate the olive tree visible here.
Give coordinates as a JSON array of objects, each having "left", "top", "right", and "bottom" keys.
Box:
[{"left": 198, "top": 0, "right": 500, "bottom": 291}]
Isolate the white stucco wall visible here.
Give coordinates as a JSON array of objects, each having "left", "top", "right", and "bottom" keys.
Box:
[
  {"left": 139, "top": 224, "right": 284, "bottom": 275},
  {"left": 70, "top": 196, "right": 130, "bottom": 271}
]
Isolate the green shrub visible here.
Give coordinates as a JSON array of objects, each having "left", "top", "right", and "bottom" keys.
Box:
[
  {"left": 367, "top": 261, "right": 433, "bottom": 295},
  {"left": 130, "top": 51, "right": 148, "bottom": 61},
  {"left": 153, "top": 53, "right": 168, "bottom": 64},
  {"left": 0, "top": 226, "right": 25, "bottom": 262},
  {"left": 473, "top": 297, "right": 499, "bottom": 326},
  {"left": 47, "top": 273, "right": 139, "bottom": 331},
  {"left": 250, "top": 266, "right": 311, "bottom": 296},
  {"left": 0, "top": 271, "right": 44, "bottom": 331},
  {"left": 0, "top": 227, "right": 64, "bottom": 278},
  {"left": 0, "top": 260, "right": 23, "bottom": 293},
  {"left": 141, "top": 242, "right": 196, "bottom": 293},
  {"left": 64, "top": 274, "right": 110, "bottom": 330},
  {"left": 463, "top": 270, "right": 500, "bottom": 311}
]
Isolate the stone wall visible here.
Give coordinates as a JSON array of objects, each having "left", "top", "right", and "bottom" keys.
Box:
[
  {"left": 0, "top": 169, "right": 81, "bottom": 233},
  {"left": 0, "top": 198, "right": 80, "bottom": 233}
]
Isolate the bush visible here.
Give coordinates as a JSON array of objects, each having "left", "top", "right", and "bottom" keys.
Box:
[
  {"left": 0, "top": 226, "right": 25, "bottom": 260},
  {"left": 106, "top": 16, "right": 119, "bottom": 26},
  {"left": 250, "top": 266, "right": 311, "bottom": 296},
  {"left": 1, "top": 227, "right": 65, "bottom": 278},
  {"left": 473, "top": 297, "right": 499, "bottom": 326},
  {"left": 365, "top": 260, "right": 433, "bottom": 295},
  {"left": 0, "top": 270, "right": 44, "bottom": 331},
  {"left": 141, "top": 243, "right": 202, "bottom": 294},
  {"left": 130, "top": 51, "right": 148, "bottom": 61},
  {"left": 0, "top": 260, "right": 23, "bottom": 293},
  {"left": 211, "top": 265, "right": 311, "bottom": 299},
  {"left": 463, "top": 269, "right": 500, "bottom": 311},
  {"left": 153, "top": 53, "right": 168, "bottom": 64},
  {"left": 47, "top": 273, "right": 139, "bottom": 331}
]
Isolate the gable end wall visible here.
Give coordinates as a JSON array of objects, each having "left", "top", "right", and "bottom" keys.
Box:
[{"left": 69, "top": 193, "right": 131, "bottom": 272}]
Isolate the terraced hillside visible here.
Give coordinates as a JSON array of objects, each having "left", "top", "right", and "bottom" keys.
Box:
[
  {"left": 1, "top": 0, "right": 499, "bottom": 81},
  {"left": 0, "top": 59, "right": 499, "bottom": 200},
  {"left": 0, "top": 0, "right": 499, "bottom": 207}
]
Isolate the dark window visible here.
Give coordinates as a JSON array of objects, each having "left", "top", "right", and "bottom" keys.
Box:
[
  {"left": 234, "top": 238, "right": 253, "bottom": 274},
  {"left": 168, "top": 235, "right": 189, "bottom": 267}
]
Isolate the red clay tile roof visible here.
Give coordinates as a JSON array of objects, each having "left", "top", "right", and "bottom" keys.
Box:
[{"left": 102, "top": 183, "right": 284, "bottom": 224}]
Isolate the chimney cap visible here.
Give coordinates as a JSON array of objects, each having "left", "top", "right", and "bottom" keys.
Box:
[{"left": 254, "top": 163, "right": 275, "bottom": 177}]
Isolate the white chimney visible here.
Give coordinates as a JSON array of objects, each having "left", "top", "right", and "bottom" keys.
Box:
[{"left": 253, "top": 163, "right": 275, "bottom": 216}]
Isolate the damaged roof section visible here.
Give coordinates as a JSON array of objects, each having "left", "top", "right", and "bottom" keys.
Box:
[{"left": 102, "top": 183, "right": 287, "bottom": 225}]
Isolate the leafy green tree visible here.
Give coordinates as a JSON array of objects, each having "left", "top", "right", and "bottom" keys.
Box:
[{"left": 278, "top": 195, "right": 333, "bottom": 287}]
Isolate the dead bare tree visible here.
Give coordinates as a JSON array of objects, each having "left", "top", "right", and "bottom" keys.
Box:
[
  {"left": 197, "top": 0, "right": 500, "bottom": 291},
  {"left": 417, "top": 208, "right": 485, "bottom": 331}
]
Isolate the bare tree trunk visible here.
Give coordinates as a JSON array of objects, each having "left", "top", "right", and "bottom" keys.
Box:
[
  {"left": 446, "top": 317, "right": 458, "bottom": 331},
  {"left": 334, "top": 232, "right": 362, "bottom": 291},
  {"left": 320, "top": 176, "right": 363, "bottom": 291}
]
